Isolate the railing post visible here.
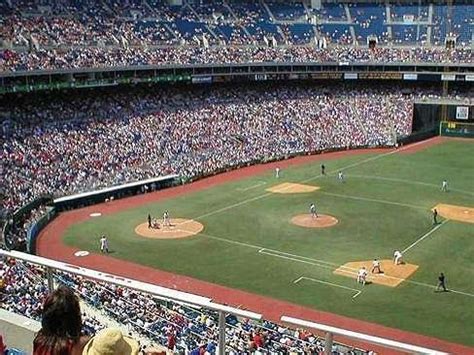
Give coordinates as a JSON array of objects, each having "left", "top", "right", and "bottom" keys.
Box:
[
  {"left": 218, "top": 311, "right": 226, "bottom": 355},
  {"left": 46, "top": 267, "right": 55, "bottom": 293},
  {"left": 324, "top": 331, "right": 333, "bottom": 355}
]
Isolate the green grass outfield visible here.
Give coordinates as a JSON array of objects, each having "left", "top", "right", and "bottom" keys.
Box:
[{"left": 64, "top": 140, "right": 474, "bottom": 346}]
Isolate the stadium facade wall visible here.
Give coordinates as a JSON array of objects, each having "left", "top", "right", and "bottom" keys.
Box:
[
  {"left": 1, "top": 62, "right": 473, "bottom": 94},
  {"left": 0, "top": 309, "right": 41, "bottom": 354}
]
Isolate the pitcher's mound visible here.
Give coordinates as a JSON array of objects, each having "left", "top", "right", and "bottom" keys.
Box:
[
  {"left": 291, "top": 214, "right": 338, "bottom": 228},
  {"left": 267, "top": 183, "right": 320, "bottom": 194},
  {"left": 135, "top": 218, "right": 204, "bottom": 239},
  {"left": 334, "top": 260, "right": 419, "bottom": 287}
]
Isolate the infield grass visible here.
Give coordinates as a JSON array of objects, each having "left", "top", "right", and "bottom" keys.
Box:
[{"left": 64, "top": 140, "right": 474, "bottom": 346}]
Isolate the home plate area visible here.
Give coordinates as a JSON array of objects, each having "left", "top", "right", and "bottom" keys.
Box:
[
  {"left": 135, "top": 218, "right": 204, "bottom": 239},
  {"left": 334, "top": 260, "right": 419, "bottom": 287},
  {"left": 266, "top": 182, "right": 320, "bottom": 194}
]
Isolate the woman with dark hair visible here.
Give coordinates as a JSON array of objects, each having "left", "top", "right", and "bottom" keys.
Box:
[{"left": 33, "top": 286, "right": 90, "bottom": 355}]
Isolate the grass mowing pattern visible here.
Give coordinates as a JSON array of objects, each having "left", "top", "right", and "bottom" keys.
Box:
[{"left": 64, "top": 141, "right": 474, "bottom": 345}]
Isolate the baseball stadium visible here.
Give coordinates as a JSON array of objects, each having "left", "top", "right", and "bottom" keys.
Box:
[{"left": 0, "top": 1, "right": 473, "bottom": 354}]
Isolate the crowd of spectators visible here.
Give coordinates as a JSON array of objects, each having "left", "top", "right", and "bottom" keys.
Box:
[
  {"left": 0, "top": 1, "right": 472, "bottom": 72},
  {"left": 1, "top": 45, "right": 472, "bottom": 72},
  {"left": 0, "top": 256, "right": 371, "bottom": 354},
  {"left": 2, "top": 205, "right": 49, "bottom": 251},
  {"left": 1, "top": 82, "right": 425, "bottom": 214}
]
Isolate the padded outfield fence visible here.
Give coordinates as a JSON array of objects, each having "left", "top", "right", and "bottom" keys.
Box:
[
  {"left": 0, "top": 249, "right": 449, "bottom": 354},
  {"left": 439, "top": 121, "right": 474, "bottom": 138}
]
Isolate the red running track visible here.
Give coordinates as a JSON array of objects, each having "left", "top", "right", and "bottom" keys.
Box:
[{"left": 37, "top": 141, "right": 474, "bottom": 354}]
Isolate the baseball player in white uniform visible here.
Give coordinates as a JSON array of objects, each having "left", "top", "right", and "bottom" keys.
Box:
[
  {"left": 371, "top": 259, "right": 381, "bottom": 274},
  {"left": 275, "top": 167, "right": 280, "bottom": 178},
  {"left": 393, "top": 250, "right": 403, "bottom": 265},
  {"left": 338, "top": 171, "right": 344, "bottom": 182},
  {"left": 100, "top": 235, "right": 109, "bottom": 253},
  {"left": 357, "top": 267, "right": 368, "bottom": 285},
  {"left": 441, "top": 179, "right": 448, "bottom": 192},
  {"left": 163, "top": 210, "right": 171, "bottom": 227},
  {"left": 309, "top": 203, "right": 317, "bottom": 218}
]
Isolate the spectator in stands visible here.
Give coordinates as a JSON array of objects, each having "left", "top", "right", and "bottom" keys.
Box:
[
  {"left": 0, "top": 334, "right": 6, "bottom": 353},
  {"left": 33, "top": 286, "right": 90, "bottom": 355},
  {"left": 82, "top": 328, "right": 139, "bottom": 355}
]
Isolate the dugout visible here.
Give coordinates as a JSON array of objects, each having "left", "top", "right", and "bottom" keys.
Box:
[{"left": 53, "top": 174, "right": 179, "bottom": 212}]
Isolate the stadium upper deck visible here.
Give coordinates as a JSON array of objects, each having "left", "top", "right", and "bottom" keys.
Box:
[{"left": 0, "top": 0, "right": 472, "bottom": 72}]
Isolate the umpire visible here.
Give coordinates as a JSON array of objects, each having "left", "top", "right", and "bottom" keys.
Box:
[
  {"left": 432, "top": 208, "right": 438, "bottom": 225},
  {"left": 436, "top": 272, "right": 447, "bottom": 292}
]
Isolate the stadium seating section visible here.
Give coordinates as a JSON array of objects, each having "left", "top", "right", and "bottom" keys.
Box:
[
  {"left": 0, "top": 1, "right": 472, "bottom": 71},
  {"left": 0, "top": 2, "right": 473, "bottom": 353},
  {"left": 0, "top": 257, "right": 369, "bottom": 353}
]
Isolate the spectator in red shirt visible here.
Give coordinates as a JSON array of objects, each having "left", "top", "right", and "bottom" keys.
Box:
[
  {"left": 0, "top": 334, "right": 6, "bottom": 353},
  {"left": 167, "top": 332, "right": 176, "bottom": 351},
  {"left": 253, "top": 331, "right": 264, "bottom": 348}
]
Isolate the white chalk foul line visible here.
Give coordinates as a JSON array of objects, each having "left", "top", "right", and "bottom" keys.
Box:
[
  {"left": 187, "top": 141, "right": 438, "bottom": 225},
  {"left": 318, "top": 191, "right": 427, "bottom": 210},
  {"left": 189, "top": 148, "right": 403, "bottom": 223},
  {"left": 258, "top": 249, "right": 335, "bottom": 271},
  {"left": 402, "top": 220, "right": 449, "bottom": 254},
  {"left": 198, "top": 233, "right": 474, "bottom": 298},
  {"left": 294, "top": 276, "right": 362, "bottom": 299},
  {"left": 349, "top": 174, "right": 474, "bottom": 198},
  {"left": 259, "top": 247, "right": 474, "bottom": 298},
  {"left": 237, "top": 181, "right": 267, "bottom": 191}
]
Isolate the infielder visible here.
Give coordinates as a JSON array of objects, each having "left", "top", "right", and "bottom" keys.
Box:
[
  {"left": 309, "top": 203, "right": 318, "bottom": 218},
  {"left": 100, "top": 235, "right": 109, "bottom": 253},
  {"left": 441, "top": 179, "right": 448, "bottom": 192},
  {"left": 275, "top": 167, "right": 280, "bottom": 178},
  {"left": 371, "top": 259, "right": 382, "bottom": 274},
  {"left": 393, "top": 250, "right": 403, "bottom": 265},
  {"left": 357, "top": 267, "right": 368, "bottom": 285},
  {"left": 338, "top": 171, "right": 344, "bottom": 182},
  {"left": 163, "top": 210, "right": 171, "bottom": 227}
]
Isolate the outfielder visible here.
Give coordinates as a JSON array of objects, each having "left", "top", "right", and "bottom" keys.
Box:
[
  {"left": 441, "top": 179, "right": 448, "bottom": 192},
  {"left": 338, "top": 171, "right": 344, "bottom": 182},
  {"left": 275, "top": 167, "right": 280, "bottom": 178}
]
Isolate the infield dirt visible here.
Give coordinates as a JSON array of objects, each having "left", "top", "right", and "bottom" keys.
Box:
[
  {"left": 433, "top": 203, "right": 474, "bottom": 224},
  {"left": 266, "top": 182, "right": 320, "bottom": 194},
  {"left": 334, "top": 260, "right": 419, "bottom": 287},
  {"left": 291, "top": 214, "right": 339, "bottom": 228},
  {"left": 135, "top": 218, "right": 204, "bottom": 239}
]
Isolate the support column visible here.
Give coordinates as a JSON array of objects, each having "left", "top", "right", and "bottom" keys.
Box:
[
  {"left": 46, "top": 267, "right": 55, "bottom": 293},
  {"left": 218, "top": 311, "right": 226, "bottom": 355},
  {"left": 324, "top": 331, "right": 333, "bottom": 355}
]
